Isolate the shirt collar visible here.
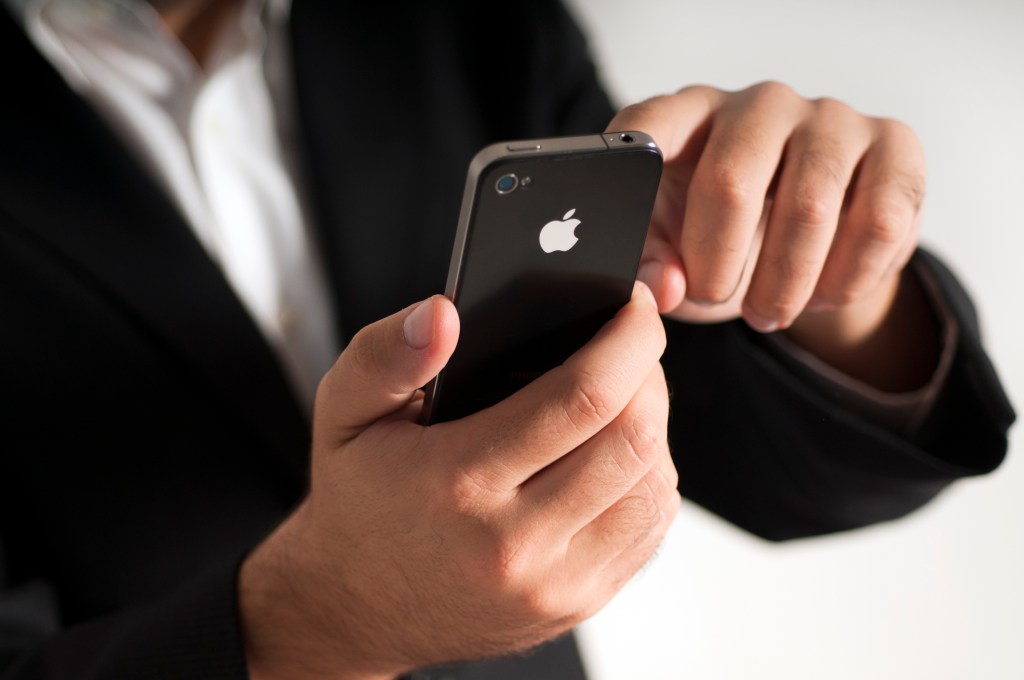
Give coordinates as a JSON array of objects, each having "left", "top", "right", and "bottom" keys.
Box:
[{"left": 2, "top": 0, "right": 290, "bottom": 29}]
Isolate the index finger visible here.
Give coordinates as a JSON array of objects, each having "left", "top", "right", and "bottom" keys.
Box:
[
  {"left": 607, "top": 87, "right": 723, "bottom": 163},
  {"left": 611, "top": 88, "right": 722, "bottom": 312}
]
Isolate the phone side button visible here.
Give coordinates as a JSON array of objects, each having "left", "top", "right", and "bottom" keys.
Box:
[{"left": 506, "top": 143, "right": 543, "bottom": 152}]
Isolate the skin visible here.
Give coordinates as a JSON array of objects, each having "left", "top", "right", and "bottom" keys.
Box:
[
  {"left": 242, "top": 286, "right": 678, "bottom": 679},
  {"left": 149, "top": 0, "right": 241, "bottom": 67},
  {"left": 150, "top": 2, "right": 940, "bottom": 677},
  {"left": 613, "top": 84, "right": 938, "bottom": 391}
]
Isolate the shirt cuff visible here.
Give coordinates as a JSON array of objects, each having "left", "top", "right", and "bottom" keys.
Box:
[{"left": 761, "top": 257, "right": 959, "bottom": 437}]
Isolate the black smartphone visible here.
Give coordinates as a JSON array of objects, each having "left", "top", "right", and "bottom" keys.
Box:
[{"left": 422, "top": 131, "right": 663, "bottom": 424}]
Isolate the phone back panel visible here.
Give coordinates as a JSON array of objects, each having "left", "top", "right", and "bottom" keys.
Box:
[{"left": 423, "top": 134, "right": 662, "bottom": 424}]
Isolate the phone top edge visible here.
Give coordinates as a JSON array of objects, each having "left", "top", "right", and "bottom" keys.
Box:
[
  {"left": 467, "top": 131, "right": 661, "bottom": 178},
  {"left": 600, "top": 130, "right": 662, "bottom": 158}
]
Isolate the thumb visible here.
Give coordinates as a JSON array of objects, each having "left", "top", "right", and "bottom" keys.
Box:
[{"left": 314, "top": 295, "right": 460, "bottom": 444}]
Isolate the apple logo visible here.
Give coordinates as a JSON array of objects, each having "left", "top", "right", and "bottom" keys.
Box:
[{"left": 539, "top": 208, "right": 582, "bottom": 253}]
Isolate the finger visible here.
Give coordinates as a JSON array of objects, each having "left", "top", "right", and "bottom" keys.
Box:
[
  {"left": 607, "top": 86, "right": 722, "bottom": 166},
  {"left": 883, "top": 212, "right": 922, "bottom": 282},
  {"left": 742, "top": 99, "right": 871, "bottom": 331},
  {"left": 516, "top": 363, "right": 670, "bottom": 542},
  {"left": 566, "top": 449, "right": 680, "bottom": 584},
  {"left": 315, "top": 295, "right": 460, "bottom": 445},
  {"left": 588, "top": 483, "right": 680, "bottom": 611},
  {"left": 682, "top": 82, "right": 807, "bottom": 304},
  {"left": 610, "top": 88, "right": 721, "bottom": 306},
  {"left": 812, "top": 119, "right": 926, "bottom": 307},
  {"left": 445, "top": 282, "right": 666, "bottom": 488},
  {"left": 637, "top": 230, "right": 688, "bottom": 313}
]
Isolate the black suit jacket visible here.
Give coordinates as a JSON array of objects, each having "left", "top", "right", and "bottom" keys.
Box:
[{"left": 0, "top": 1, "right": 1014, "bottom": 678}]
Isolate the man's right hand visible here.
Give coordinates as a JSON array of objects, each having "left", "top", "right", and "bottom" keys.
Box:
[{"left": 239, "top": 283, "right": 679, "bottom": 680}]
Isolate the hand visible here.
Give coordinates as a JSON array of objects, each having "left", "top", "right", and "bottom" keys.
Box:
[
  {"left": 613, "top": 81, "right": 925, "bottom": 333},
  {"left": 239, "top": 284, "right": 679, "bottom": 679}
]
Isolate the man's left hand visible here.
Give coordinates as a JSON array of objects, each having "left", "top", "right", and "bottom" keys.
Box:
[
  {"left": 613, "top": 82, "right": 940, "bottom": 391},
  {"left": 612, "top": 81, "right": 925, "bottom": 333}
]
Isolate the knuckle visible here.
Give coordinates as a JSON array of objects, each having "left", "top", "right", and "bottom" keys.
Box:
[
  {"left": 477, "top": 546, "right": 568, "bottom": 621},
  {"left": 871, "top": 120, "right": 926, "bottom": 205},
  {"left": 476, "top": 534, "right": 532, "bottom": 592},
  {"left": 600, "top": 413, "right": 660, "bottom": 487},
  {"left": 749, "top": 293, "right": 803, "bottom": 323},
  {"left": 346, "top": 327, "right": 389, "bottom": 386},
  {"left": 675, "top": 83, "right": 717, "bottom": 98},
  {"left": 860, "top": 202, "right": 911, "bottom": 247},
  {"left": 816, "top": 279, "right": 865, "bottom": 308},
  {"left": 813, "top": 96, "right": 854, "bottom": 117},
  {"left": 564, "top": 370, "right": 616, "bottom": 429},
  {"left": 613, "top": 98, "right": 656, "bottom": 123},
  {"left": 613, "top": 93, "right": 673, "bottom": 126},
  {"left": 618, "top": 412, "right": 660, "bottom": 470},
  {"left": 697, "top": 162, "right": 758, "bottom": 215},
  {"left": 786, "top": 191, "right": 834, "bottom": 228},
  {"left": 688, "top": 273, "right": 743, "bottom": 305},
  {"left": 750, "top": 79, "right": 795, "bottom": 102},
  {"left": 451, "top": 469, "right": 484, "bottom": 507},
  {"left": 829, "top": 287, "right": 862, "bottom": 308},
  {"left": 748, "top": 256, "right": 822, "bottom": 319},
  {"left": 443, "top": 464, "right": 501, "bottom": 517},
  {"left": 616, "top": 493, "right": 662, "bottom": 538},
  {"left": 876, "top": 116, "right": 918, "bottom": 145},
  {"left": 885, "top": 170, "right": 927, "bottom": 213},
  {"left": 514, "top": 583, "right": 566, "bottom": 622}
]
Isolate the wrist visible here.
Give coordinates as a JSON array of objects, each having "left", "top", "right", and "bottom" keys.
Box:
[
  {"left": 238, "top": 510, "right": 404, "bottom": 680},
  {"left": 786, "top": 266, "right": 940, "bottom": 392}
]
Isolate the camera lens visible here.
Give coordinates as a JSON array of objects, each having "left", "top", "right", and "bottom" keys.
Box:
[{"left": 495, "top": 173, "right": 519, "bottom": 194}]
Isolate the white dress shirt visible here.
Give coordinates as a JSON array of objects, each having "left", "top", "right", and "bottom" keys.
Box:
[{"left": 6, "top": 0, "right": 338, "bottom": 409}]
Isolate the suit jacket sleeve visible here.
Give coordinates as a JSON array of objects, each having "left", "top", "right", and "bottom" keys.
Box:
[
  {"left": 1, "top": 559, "right": 247, "bottom": 679},
  {"left": 661, "top": 250, "right": 1015, "bottom": 540}
]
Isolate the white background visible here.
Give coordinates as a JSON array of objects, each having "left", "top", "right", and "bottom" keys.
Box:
[{"left": 563, "top": 0, "right": 1024, "bottom": 678}]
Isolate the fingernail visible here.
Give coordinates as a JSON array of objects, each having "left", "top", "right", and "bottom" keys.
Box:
[
  {"left": 807, "top": 295, "right": 837, "bottom": 313},
  {"left": 403, "top": 299, "right": 435, "bottom": 349},
  {"left": 685, "top": 296, "right": 718, "bottom": 308},
  {"left": 633, "top": 279, "right": 658, "bottom": 308},
  {"left": 743, "top": 306, "right": 779, "bottom": 333}
]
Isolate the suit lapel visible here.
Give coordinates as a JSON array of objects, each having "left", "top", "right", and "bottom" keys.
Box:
[{"left": 0, "top": 11, "right": 309, "bottom": 484}]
